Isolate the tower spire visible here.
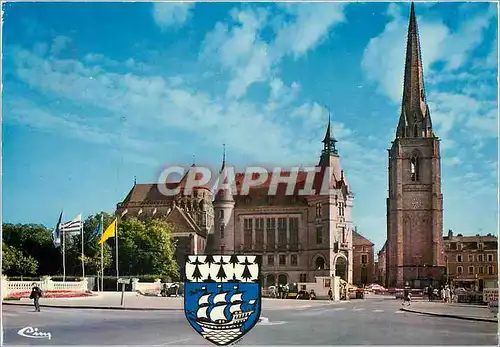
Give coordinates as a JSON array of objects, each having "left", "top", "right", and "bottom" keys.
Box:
[
  {"left": 321, "top": 108, "right": 338, "bottom": 157},
  {"left": 220, "top": 144, "right": 226, "bottom": 173},
  {"left": 397, "top": 2, "right": 433, "bottom": 138}
]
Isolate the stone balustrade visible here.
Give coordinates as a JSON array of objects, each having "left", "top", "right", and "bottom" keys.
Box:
[{"left": 1, "top": 275, "right": 88, "bottom": 298}]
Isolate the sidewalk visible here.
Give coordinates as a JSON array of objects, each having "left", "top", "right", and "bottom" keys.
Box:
[
  {"left": 400, "top": 301, "right": 498, "bottom": 323},
  {"left": 3, "top": 292, "right": 342, "bottom": 311}
]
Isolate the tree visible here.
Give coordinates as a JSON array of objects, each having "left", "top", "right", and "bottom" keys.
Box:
[
  {"left": 117, "top": 218, "right": 178, "bottom": 279},
  {"left": 2, "top": 223, "right": 58, "bottom": 275},
  {"left": 2, "top": 242, "right": 38, "bottom": 277},
  {"left": 66, "top": 212, "right": 114, "bottom": 276}
]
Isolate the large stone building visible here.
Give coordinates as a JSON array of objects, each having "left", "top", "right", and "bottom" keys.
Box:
[
  {"left": 116, "top": 119, "right": 357, "bottom": 286},
  {"left": 386, "top": 3, "right": 445, "bottom": 288},
  {"left": 443, "top": 230, "right": 498, "bottom": 290},
  {"left": 352, "top": 230, "right": 375, "bottom": 286}
]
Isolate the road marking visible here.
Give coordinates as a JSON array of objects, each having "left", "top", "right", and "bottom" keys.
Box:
[
  {"left": 395, "top": 310, "right": 404, "bottom": 313},
  {"left": 352, "top": 308, "right": 365, "bottom": 311},
  {"left": 332, "top": 307, "right": 345, "bottom": 311},
  {"left": 372, "top": 309, "right": 384, "bottom": 313},
  {"left": 161, "top": 337, "right": 193, "bottom": 345}
]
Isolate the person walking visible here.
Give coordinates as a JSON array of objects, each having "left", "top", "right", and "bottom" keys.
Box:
[
  {"left": 402, "top": 285, "right": 411, "bottom": 306},
  {"left": 428, "top": 285, "right": 434, "bottom": 301},
  {"left": 29, "top": 283, "right": 43, "bottom": 312},
  {"left": 328, "top": 288, "right": 333, "bottom": 301}
]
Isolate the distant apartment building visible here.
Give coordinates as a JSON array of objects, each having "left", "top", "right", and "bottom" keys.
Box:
[
  {"left": 443, "top": 230, "right": 498, "bottom": 290},
  {"left": 352, "top": 230, "right": 375, "bottom": 286}
]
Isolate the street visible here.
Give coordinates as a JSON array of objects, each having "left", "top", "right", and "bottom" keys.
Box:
[{"left": 2, "top": 299, "right": 497, "bottom": 345}]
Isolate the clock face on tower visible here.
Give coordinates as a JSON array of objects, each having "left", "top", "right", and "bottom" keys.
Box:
[{"left": 411, "top": 197, "right": 423, "bottom": 209}]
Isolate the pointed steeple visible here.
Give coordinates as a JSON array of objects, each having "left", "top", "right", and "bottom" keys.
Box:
[
  {"left": 397, "top": 2, "right": 433, "bottom": 138},
  {"left": 219, "top": 144, "right": 226, "bottom": 174},
  {"left": 321, "top": 111, "right": 338, "bottom": 158},
  {"left": 214, "top": 144, "right": 234, "bottom": 203}
]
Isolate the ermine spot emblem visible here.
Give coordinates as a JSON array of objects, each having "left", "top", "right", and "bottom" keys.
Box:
[{"left": 183, "top": 255, "right": 262, "bottom": 346}]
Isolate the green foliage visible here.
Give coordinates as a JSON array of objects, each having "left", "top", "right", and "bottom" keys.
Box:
[
  {"left": 2, "top": 242, "right": 38, "bottom": 276},
  {"left": 117, "top": 218, "right": 178, "bottom": 279},
  {"left": 2, "top": 213, "right": 178, "bottom": 281},
  {"left": 2, "top": 223, "right": 59, "bottom": 275},
  {"left": 65, "top": 212, "right": 114, "bottom": 276}
]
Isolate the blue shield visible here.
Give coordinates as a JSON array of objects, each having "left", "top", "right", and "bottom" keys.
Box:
[{"left": 184, "top": 255, "right": 262, "bottom": 346}]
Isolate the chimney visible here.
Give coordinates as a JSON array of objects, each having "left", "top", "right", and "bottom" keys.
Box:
[{"left": 448, "top": 229, "right": 453, "bottom": 238}]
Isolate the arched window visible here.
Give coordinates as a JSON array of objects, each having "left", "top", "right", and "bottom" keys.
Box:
[
  {"left": 410, "top": 156, "right": 419, "bottom": 181},
  {"left": 315, "top": 256, "right": 326, "bottom": 270},
  {"left": 413, "top": 124, "right": 419, "bottom": 137}
]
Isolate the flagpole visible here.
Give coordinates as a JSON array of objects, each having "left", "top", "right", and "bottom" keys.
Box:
[
  {"left": 81, "top": 218, "right": 85, "bottom": 279},
  {"left": 62, "top": 228, "right": 66, "bottom": 282},
  {"left": 115, "top": 216, "right": 119, "bottom": 291},
  {"left": 100, "top": 213, "right": 104, "bottom": 292}
]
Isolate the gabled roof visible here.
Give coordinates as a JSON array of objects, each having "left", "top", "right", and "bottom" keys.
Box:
[
  {"left": 165, "top": 205, "right": 201, "bottom": 233},
  {"left": 353, "top": 230, "right": 374, "bottom": 246}
]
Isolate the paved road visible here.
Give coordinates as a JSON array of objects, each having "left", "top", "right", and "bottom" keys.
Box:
[{"left": 3, "top": 299, "right": 497, "bottom": 345}]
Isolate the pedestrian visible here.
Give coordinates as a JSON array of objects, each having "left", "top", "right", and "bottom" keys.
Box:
[
  {"left": 445, "top": 286, "right": 451, "bottom": 303},
  {"left": 29, "top": 282, "right": 43, "bottom": 312},
  {"left": 328, "top": 288, "right": 333, "bottom": 301},
  {"left": 428, "top": 285, "right": 434, "bottom": 301},
  {"left": 402, "top": 285, "right": 411, "bottom": 306},
  {"left": 441, "top": 287, "right": 445, "bottom": 302}
]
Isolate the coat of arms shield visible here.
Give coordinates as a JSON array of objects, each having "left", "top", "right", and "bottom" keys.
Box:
[{"left": 184, "top": 255, "right": 262, "bottom": 346}]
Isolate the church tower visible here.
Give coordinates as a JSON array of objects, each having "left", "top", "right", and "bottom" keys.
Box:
[
  {"left": 212, "top": 145, "right": 235, "bottom": 254},
  {"left": 386, "top": 3, "right": 444, "bottom": 288}
]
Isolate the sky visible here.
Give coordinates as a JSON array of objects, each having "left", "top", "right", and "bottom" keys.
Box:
[{"left": 2, "top": 1, "right": 498, "bottom": 253}]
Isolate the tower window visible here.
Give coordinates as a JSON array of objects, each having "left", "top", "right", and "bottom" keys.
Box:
[
  {"left": 315, "top": 203, "right": 322, "bottom": 218},
  {"left": 219, "top": 210, "right": 224, "bottom": 219},
  {"left": 410, "top": 156, "right": 419, "bottom": 181},
  {"left": 220, "top": 224, "right": 225, "bottom": 239}
]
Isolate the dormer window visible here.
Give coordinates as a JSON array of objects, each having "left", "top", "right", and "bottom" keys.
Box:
[{"left": 478, "top": 243, "right": 483, "bottom": 250}]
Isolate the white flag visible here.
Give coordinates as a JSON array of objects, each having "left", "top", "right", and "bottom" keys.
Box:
[{"left": 60, "top": 214, "right": 82, "bottom": 233}]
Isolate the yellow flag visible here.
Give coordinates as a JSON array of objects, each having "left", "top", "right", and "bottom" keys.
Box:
[{"left": 98, "top": 218, "right": 117, "bottom": 244}]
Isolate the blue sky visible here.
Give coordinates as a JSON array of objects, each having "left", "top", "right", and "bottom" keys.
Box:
[{"left": 3, "top": 1, "right": 498, "bottom": 252}]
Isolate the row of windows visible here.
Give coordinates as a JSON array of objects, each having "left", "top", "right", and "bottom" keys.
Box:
[
  {"left": 316, "top": 226, "right": 346, "bottom": 244},
  {"left": 447, "top": 242, "right": 488, "bottom": 250},
  {"left": 242, "top": 217, "right": 299, "bottom": 249},
  {"left": 455, "top": 265, "right": 495, "bottom": 275},
  {"left": 315, "top": 202, "right": 345, "bottom": 218},
  {"left": 267, "top": 254, "right": 299, "bottom": 267},
  {"left": 455, "top": 254, "right": 495, "bottom": 263}
]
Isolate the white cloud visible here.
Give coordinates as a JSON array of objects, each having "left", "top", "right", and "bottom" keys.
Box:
[
  {"left": 201, "top": 3, "right": 347, "bottom": 99},
  {"left": 152, "top": 2, "right": 195, "bottom": 30},
  {"left": 49, "top": 35, "right": 71, "bottom": 55},
  {"left": 362, "top": 3, "right": 496, "bottom": 103}
]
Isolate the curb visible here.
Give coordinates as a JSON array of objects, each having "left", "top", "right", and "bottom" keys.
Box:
[
  {"left": 2, "top": 302, "right": 182, "bottom": 311},
  {"left": 399, "top": 308, "right": 498, "bottom": 323}
]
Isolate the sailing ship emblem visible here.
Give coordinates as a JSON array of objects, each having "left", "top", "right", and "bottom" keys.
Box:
[{"left": 184, "top": 255, "right": 262, "bottom": 346}]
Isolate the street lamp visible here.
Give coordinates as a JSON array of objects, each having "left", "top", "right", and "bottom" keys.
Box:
[{"left": 442, "top": 251, "right": 449, "bottom": 285}]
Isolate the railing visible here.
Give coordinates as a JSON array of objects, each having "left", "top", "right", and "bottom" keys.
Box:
[{"left": 2, "top": 276, "right": 88, "bottom": 298}]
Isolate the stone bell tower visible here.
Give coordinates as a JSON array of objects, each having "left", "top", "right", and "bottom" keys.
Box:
[{"left": 386, "top": 2, "right": 444, "bottom": 288}]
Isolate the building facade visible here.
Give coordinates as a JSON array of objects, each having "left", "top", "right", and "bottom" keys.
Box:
[
  {"left": 116, "top": 120, "right": 357, "bottom": 286},
  {"left": 443, "top": 230, "right": 498, "bottom": 290},
  {"left": 386, "top": 3, "right": 444, "bottom": 288},
  {"left": 212, "top": 120, "right": 355, "bottom": 286},
  {"left": 352, "top": 230, "right": 375, "bottom": 286},
  {"left": 376, "top": 241, "right": 387, "bottom": 285}
]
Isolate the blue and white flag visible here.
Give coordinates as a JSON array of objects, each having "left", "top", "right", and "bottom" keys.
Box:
[
  {"left": 91, "top": 221, "right": 102, "bottom": 240},
  {"left": 53, "top": 211, "right": 63, "bottom": 248},
  {"left": 60, "top": 214, "right": 83, "bottom": 233}
]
